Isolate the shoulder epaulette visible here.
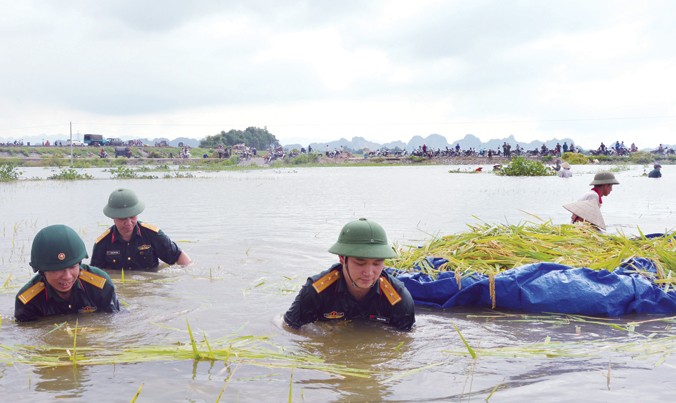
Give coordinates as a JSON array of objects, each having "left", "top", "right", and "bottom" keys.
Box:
[
  {"left": 18, "top": 282, "right": 46, "bottom": 305},
  {"left": 379, "top": 277, "right": 402, "bottom": 306},
  {"left": 140, "top": 222, "right": 160, "bottom": 233},
  {"left": 95, "top": 228, "right": 112, "bottom": 244},
  {"left": 312, "top": 270, "right": 341, "bottom": 294},
  {"left": 79, "top": 270, "right": 107, "bottom": 289}
]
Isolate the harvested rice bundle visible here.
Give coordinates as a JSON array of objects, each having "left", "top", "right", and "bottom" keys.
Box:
[{"left": 391, "top": 222, "right": 676, "bottom": 284}]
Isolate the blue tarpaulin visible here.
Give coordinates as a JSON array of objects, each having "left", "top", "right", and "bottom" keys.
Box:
[{"left": 391, "top": 256, "right": 676, "bottom": 316}]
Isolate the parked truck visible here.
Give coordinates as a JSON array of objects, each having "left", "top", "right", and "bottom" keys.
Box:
[
  {"left": 83, "top": 134, "right": 109, "bottom": 146},
  {"left": 107, "top": 137, "right": 125, "bottom": 146}
]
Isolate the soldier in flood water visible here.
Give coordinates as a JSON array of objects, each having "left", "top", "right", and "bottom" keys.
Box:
[
  {"left": 284, "top": 218, "right": 415, "bottom": 331},
  {"left": 648, "top": 163, "right": 662, "bottom": 178},
  {"left": 15, "top": 225, "right": 120, "bottom": 322},
  {"left": 90, "top": 188, "right": 191, "bottom": 271}
]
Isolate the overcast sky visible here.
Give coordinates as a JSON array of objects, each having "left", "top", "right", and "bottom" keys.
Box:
[{"left": 1, "top": 0, "right": 675, "bottom": 148}]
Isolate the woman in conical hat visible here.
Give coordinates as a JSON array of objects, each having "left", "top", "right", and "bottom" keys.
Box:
[{"left": 563, "top": 199, "right": 606, "bottom": 231}]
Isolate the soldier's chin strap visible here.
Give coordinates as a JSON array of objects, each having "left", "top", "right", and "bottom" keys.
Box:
[{"left": 343, "top": 256, "right": 378, "bottom": 289}]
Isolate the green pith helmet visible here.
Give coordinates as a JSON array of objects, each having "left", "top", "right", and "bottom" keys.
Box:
[
  {"left": 589, "top": 171, "right": 620, "bottom": 186},
  {"left": 103, "top": 188, "right": 145, "bottom": 218},
  {"left": 328, "top": 218, "right": 396, "bottom": 259},
  {"left": 30, "top": 225, "right": 88, "bottom": 272}
]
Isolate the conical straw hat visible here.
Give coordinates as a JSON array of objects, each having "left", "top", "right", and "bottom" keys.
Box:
[{"left": 563, "top": 199, "right": 606, "bottom": 230}]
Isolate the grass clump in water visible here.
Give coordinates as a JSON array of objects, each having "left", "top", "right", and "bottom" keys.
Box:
[
  {"left": 47, "top": 167, "right": 93, "bottom": 180},
  {"left": 0, "top": 163, "right": 22, "bottom": 181},
  {"left": 108, "top": 166, "right": 158, "bottom": 179},
  {"left": 496, "top": 156, "right": 554, "bottom": 176}
]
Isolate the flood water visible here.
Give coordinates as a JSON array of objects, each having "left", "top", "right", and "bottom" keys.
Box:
[{"left": 1, "top": 164, "right": 675, "bottom": 401}]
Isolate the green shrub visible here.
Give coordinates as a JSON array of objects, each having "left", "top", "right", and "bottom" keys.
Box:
[
  {"left": 628, "top": 151, "right": 653, "bottom": 164},
  {"left": 0, "top": 163, "right": 22, "bottom": 181},
  {"left": 163, "top": 171, "right": 195, "bottom": 178},
  {"left": 497, "top": 156, "right": 554, "bottom": 176},
  {"left": 47, "top": 168, "right": 93, "bottom": 180},
  {"left": 109, "top": 166, "right": 138, "bottom": 179},
  {"left": 561, "top": 152, "right": 590, "bottom": 165},
  {"left": 108, "top": 166, "right": 158, "bottom": 179},
  {"left": 290, "top": 153, "right": 320, "bottom": 165}
]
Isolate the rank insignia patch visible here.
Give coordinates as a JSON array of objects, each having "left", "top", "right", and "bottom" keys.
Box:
[{"left": 323, "top": 311, "right": 345, "bottom": 319}]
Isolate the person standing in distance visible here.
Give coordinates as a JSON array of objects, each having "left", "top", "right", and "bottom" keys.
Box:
[
  {"left": 15, "top": 225, "right": 120, "bottom": 322},
  {"left": 284, "top": 218, "right": 415, "bottom": 331},
  {"left": 557, "top": 161, "right": 572, "bottom": 178},
  {"left": 91, "top": 188, "right": 191, "bottom": 271}
]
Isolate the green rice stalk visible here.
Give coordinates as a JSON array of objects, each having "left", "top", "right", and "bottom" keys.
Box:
[
  {"left": 2, "top": 274, "right": 11, "bottom": 288},
  {"left": 71, "top": 319, "right": 78, "bottom": 365},
  {"left": 442, "top": 335, "right": 676, "bottom": 360},
  {"left": 216, "top": 364, "right": 239, "bottom": 402},
  {"left": 381, "top": 362, "right": 444, "bottom": 383},
  {"left": 453, "top": 323, "right": 477, "bottom": 359},
  {"left": 288, "top": 367, "right": 294, "bottom": 403},
  {"left": 130, "top": 383, "right": 144, "bottom": 403},
  {"left": 1, "top": 332, "right": 372, "bottom": 378},
  {"left": 186, "top": 319, "right": 199, "bottom": 360},
  {"left": 203, "top": 332, "right": 214, "bottom": 360},
  {"left": 467, "top": 311, "right": 676, "bottom": 333},
  {"left": 485, "top": 381, "right": 503, "bottom": 401},
  {"left": 626, "top": 315, "right": 676, "bottom": 327}
]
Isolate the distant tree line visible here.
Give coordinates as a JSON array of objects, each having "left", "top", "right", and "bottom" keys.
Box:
[{"left": 200, "top": 127, "right": 279, "bottom": 150}]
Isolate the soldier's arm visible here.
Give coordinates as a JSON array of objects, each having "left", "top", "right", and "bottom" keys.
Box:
[{"left": 283, "top": 279, "right": 321, "bottom": 329}]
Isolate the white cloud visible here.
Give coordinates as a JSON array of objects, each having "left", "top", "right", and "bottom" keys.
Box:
[{"left": 1, "top": 0, "right": 675, "bottom": 148}]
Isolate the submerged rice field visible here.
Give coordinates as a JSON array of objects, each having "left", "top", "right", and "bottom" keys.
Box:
[{"left": 1, "top": 164, "right": 675, "bottom": 401}]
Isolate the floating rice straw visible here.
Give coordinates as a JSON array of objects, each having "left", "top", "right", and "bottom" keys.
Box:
[
  {"left": 130, "top": 383, "right": 144, "bottom": 402},
  {"left": 1, "top": 323, "right": 371, "bottom": 378}
]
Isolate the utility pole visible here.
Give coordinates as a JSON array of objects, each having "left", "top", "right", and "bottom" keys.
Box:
[{"left": 70, "top": 121, "right": 73, "bottom": 165}]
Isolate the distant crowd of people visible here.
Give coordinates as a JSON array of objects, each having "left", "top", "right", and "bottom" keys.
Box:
[{"left": 355, "top": 139, "right": 674, "bottom": 160}]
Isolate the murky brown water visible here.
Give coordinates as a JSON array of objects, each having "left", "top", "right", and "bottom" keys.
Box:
[{"left": 1, "top": 165, "right": 675, "bottom": 401}]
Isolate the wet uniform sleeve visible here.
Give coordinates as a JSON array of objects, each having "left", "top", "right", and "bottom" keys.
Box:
[
  {"left": 284, "top": 277, "right": 322, "bottom": 328},
  {"left": 90, "top": 238, "right": 107, "bottom": 268},
  {"left": 14, "top": 297, "right": 42, "bottom": 322},
  {"left": 99, "top": 282, "right": 121, "bottom": 313},
  {"left": 387, "top": 279, "right": 416, "bottom": 331},
  {"left": 88, "top": 267, "right": 121, "bottom": 313},
  {"left": 151, "top": 230, "right": 183, "bottom": 265}
]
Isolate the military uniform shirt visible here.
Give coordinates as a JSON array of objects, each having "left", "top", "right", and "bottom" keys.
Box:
[
  {"left": 91, "top": 221, "right": 183, "bottom": 271},
  {"left": 15, "top": 264, "right": 120, "bottom": 322},
  {"left": 284, "top": 264, "right": 415, "bottom": 331}
]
